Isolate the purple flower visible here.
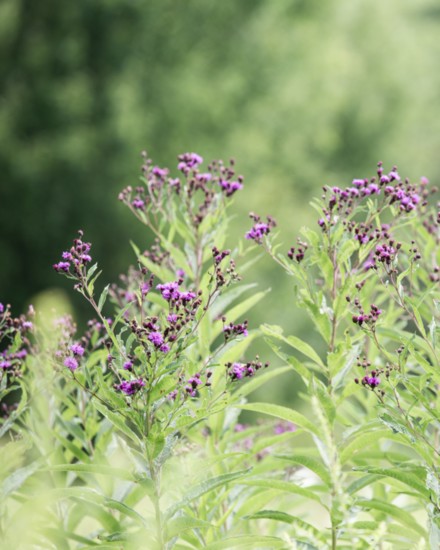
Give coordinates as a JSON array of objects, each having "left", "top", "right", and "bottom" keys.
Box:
[
  {"left": 0, "top": 303, "right": 4, "bottom": 314},
  {"left": 159, "top": 343, "right": 170, "bottom": 353},
  {"left": 53, "top": 262, "right": 70, "bottom": 272},
  {"left": 177, "top": 152, "right": 203, "bottom": 173},
  {"left": 0, "top": 360, "right": 12, "bottom": 369},
  {"left": 148, "top": 331, "right": 164, "bottom": 347},
  {"left": 64, "top": 357, "right": 79, "bottom": 371},
  {"left": 230, "top": 363, "right": 246, "bottom": 380},
  {"left": 219, "top": 179, "right": 243, "bottom": 197},
  {"left": 132, "top": 198, "right": 145, "bottom": 210},
  {"left": 157, "top": 281, "right": 180, "bottom": 301},
  {"left": 179, "top": 291, "right": 196, "bottom": 303},
  {"left": 352, "top": 179, "right": 366, "bottom": 187},
  {"left": 362, "top": 375, "right": 380, "bottom": 389},
  {"left": 245, "top": 223, "right": 270, "bottom": 242},
  {"left": 152, "top": 166, "right": 169, "bottom": 178},
  {"left": 123, "top": 361, "right": 133, "bottom": 371},
  {"left": 274, "top": 421, "right": 296, "bottom": 435},
  {"left": 115, "top": 379, "right": 145, "bottom": 396},
  {"left": 70, "top": 343, "right": 85, "bottom": 356}
]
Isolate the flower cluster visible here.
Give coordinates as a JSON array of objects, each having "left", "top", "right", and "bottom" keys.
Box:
[
  {"left": 226, "top": 357, "right": 269, "bottom": 381},
  {"left": 115, "top": 378, "right": 145, "bottom": 396},
  {"left": 222, "top": 318, "right": 248, "bottom": 341},
  {"left": 245, "top": 213, "right": 277, "bottom": 244},
  {"left": 119, "top": 152, "right": 244, "bottom": 231},
  {"left": 211, "top": 246, "right": 240, "bottom": 287},
  {"left": 317, "top": 163, "right": 430, "bottom": 234},
  {"left": 351, "top": 300, "right": 382, "bottom": 327},
  {"left": 53, "top": 230, "right": 92, "bottom": 274},
  {"left": 287, "top": 239, "right": 308, "bottom": 263},
  {"left": 0, "top": 303, "right": 33, "bottom": 379}
]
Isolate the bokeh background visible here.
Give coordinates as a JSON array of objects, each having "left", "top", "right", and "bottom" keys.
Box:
[{"left": 2, "top": 0, "right": 440, "bottom": 401}]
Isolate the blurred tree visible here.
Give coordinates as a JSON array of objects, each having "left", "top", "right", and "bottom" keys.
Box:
[{"left": 1, "top": 0, "right": 439, "bottom": 347}]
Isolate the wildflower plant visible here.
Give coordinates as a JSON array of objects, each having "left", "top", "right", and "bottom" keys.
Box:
[
  {"left": 42, "top": 152, "right": 283, "bottom": 548},
  {"left": 243, "top": 163, "right": 439, "bottom": 548},
  {"left": 2, "top": 155, "right": 439, "bottom": 549}
]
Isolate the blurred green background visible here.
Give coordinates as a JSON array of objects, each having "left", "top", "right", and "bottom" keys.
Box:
[{"left": 1, "top": 0, "right": 440, "bottom": 401}]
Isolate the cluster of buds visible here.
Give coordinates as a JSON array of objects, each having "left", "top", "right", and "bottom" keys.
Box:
[
  {"left": 53, "top": 230, "right": 92, "bottom": 275},
  {"left": 354, "top": 356, "right": 395, "bottom": 395},
  {"left": 222, "top": 317, "right": 248, "bottom": 341},
  {"left": 350, "top": 299, "right": 383, "bottom": 327},
  {"left": 120, "top": 153, "right": 245, "bottom": 231},
  {"left": 110, "top": 266, "right": 155, "bottom": 311},
  {"left": 287, "top": 239, "right": 308, "bottom": 263},
  {"left": 167, "top": 370, "right": 213, "bottom": 400},
  {"left": 211, "top": 247, "right": 239, "bottom": 287},
  {"left": 245, "top": 213, "right": 277, "bottom": 244},
  {"left": 0, "top": 303, "right": 33, "bottom": 378},
  {"left": 114, "top": 378, "right": 145, "bottom": 396},
  {"left": 226, "top": 356, "right": 269, "bottom": 381}
]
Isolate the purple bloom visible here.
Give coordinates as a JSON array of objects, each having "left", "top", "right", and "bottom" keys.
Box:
[
  {"left": 177, "top": 152, "right": 203, "bottom": 173},
  {"left": 0, "top": 303, "right": 4, "bottom": 314},
  {"left": 0, "top": 360, "right": 12, "bottom": 369},
  {"left": 230, "top": 363, "right": 246, "bottom": 380},
  {"left": 116, "top": 379, "right": 145, "bottom": 396},
  {"left": 132, "top": 198, "right": 145, "bottom": 210},
  {"left": 157, "top": 281, "right": 180, "bottom": 301},
  {"left": 363, "top": 375, "right": 380, "bottom": 389},
  {"left": 70, "top": 343, "right": 85, "bottom": 356},
  {"left": 62, "top": 251, "right": 73, "bottom": 260},
  {"left": 123, "top": 361, "right": 133, "bottom": 371},
  {"left": 64, "top": 357, "right": 79, "bottom": 371},
  {"left": 53, "top": 262, "right": 70, "bottom": 272},
  {"left": 274, "top": 421, "right": 296, "bottom": 435},
  {"left": 352, "top": 179, "right": 366, "bottom": 187},
  {"left": 179, "top": 291, "right": 196, "bottom": 303},
  {"left": 152, "top": 166, "right": 169, "bottom": 178},
  {"left": 160, "top": 343, "right": 170, "bottom": 353},
  {"left": 245, "top": 223, "right": 270, "bottom": 242},
  {"left": 219, "top": 179, "right": 243, "bottom": 197},
  {"left": 148, "top": 331, "right": 164, "bottom": 347}
]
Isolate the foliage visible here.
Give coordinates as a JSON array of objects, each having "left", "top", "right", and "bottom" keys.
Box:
[{"left": 1, "top": 154, "right": 439, "bottom": 549}]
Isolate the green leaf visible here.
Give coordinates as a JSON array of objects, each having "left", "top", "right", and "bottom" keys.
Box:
[
  {"left": 98, "top": 284, "right": 110, "bottom": 312},
  {"left": 165, "top": 469, "right": 250, "bottom": 520},
  {"left": 0, "top": 459, "right": 42, "bottom": 499},
  {"left": 166, "top": 516, "right": 213, "bottom": 541},
  {"left": 210, "top": 283, "right": 259, "bottom": 320},
  {"left": 211, "top": 290, "right": 269, "bottom": 340},
  {"left": 340, "top": 429, "right": 390, "bottom": 464},
  {"left": 239, "top": 478, "right": 322, "bottom": 504},
  {"left": 93, "top": 401, "right": 142, "bottom": 447},
  {"left": 352, "top": 467, "right": 429, "bottom": 498},
  {"left": 233, "top": 366, "right": 291, "bottom": 398},
  {"left": 275, "top": 454, "right": 331, "bottom": 486},
  {"left": 355, "top": 498, "right": 427, "bottom": 538},
  {"left": 48, "top": 463, "right": 136, "bottom": 481},
  {"left": 204, "top": 535, "right": 286, "bottom": 549},
  {"left": 261, "top": 324, "right": 325, "bottom": 368},
  {"left": 236, "top": 402, "right": 320, "bottom": 437},
  {"left": 312, "top": 379, "right": 335, "bottom": 425}
]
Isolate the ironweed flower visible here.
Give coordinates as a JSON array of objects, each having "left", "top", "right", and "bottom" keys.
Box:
[
  {"left": 245, "top": 213, "right": 276, "bottom": 244},
  {"left": 115, "top": 379, "right": 145, "bottom": 396}
]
